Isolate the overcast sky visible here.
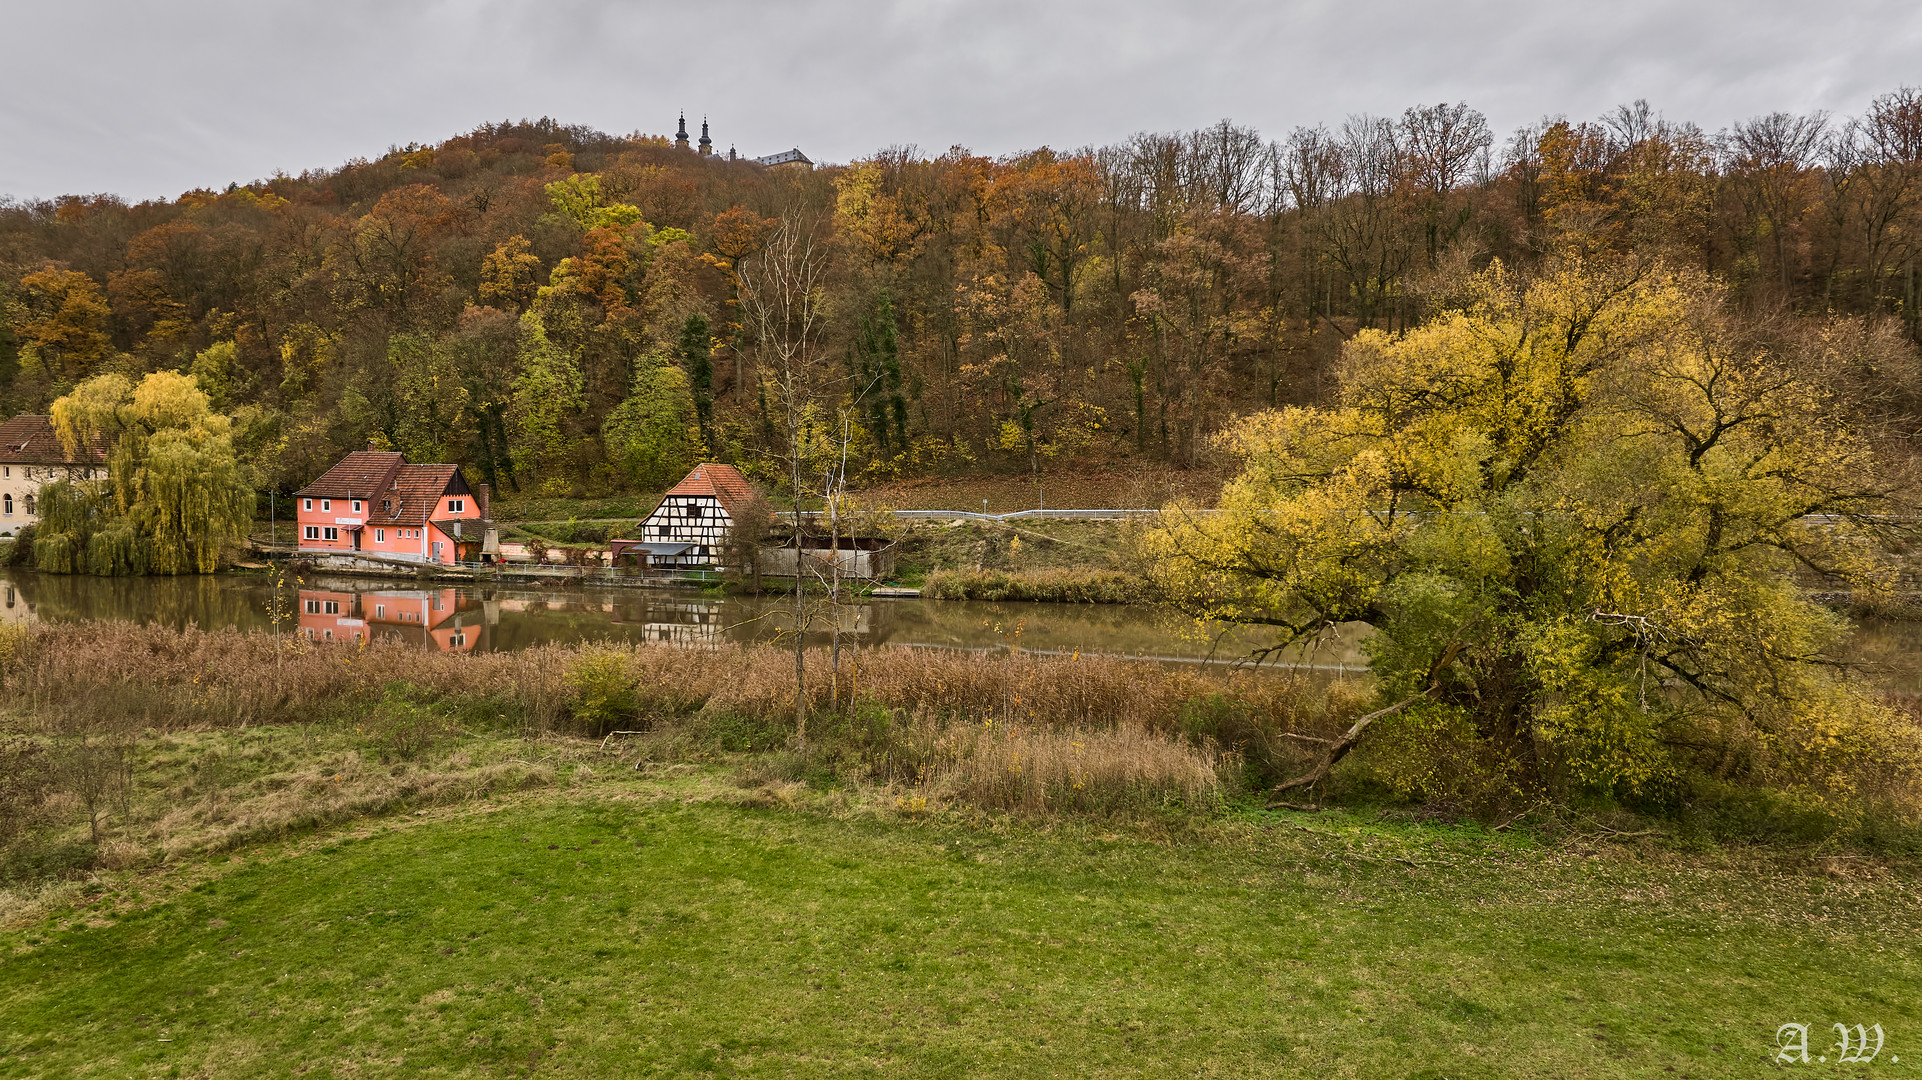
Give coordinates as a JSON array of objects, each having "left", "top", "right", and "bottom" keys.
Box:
[{"left": 4, "top": 0, "right": 1919, "bottom": 203}]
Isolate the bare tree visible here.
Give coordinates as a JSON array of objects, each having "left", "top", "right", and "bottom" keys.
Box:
[
  {"left": 1724, "top": 111, "right": 1830, "bottom": 293},
  {"left": 60, "top": 739, "right": 133, "bottom": 844},
  {"left": 1400, "top": 103, "right": 1493, "bottom": 265},
  {"left": 738, "top": 214, "right": 830, "bottom": 753}
]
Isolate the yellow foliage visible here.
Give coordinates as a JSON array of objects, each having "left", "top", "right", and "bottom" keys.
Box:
[{"left": 1148, "top": 262, "right": 1911, "bottom": 804}]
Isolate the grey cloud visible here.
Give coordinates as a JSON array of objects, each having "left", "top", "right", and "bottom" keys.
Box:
[{"left": 2, "top": 0, "right": 1918, "bottom": 200}]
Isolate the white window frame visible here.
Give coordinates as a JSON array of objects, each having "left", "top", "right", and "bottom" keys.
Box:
[
  {"left": 303, "top": 525, "right": 320, "bottom": 541},
  {"left": 321, "top": 499, "right": 331, "bottom": 512},
  {"left": 324, "top": 600, "right": 340, "bottom": 615},
  {"left": 303, "top": 499, "right": 312, "bottom": 511},
  {"left": 323, "top": 526, "right": 339, "bottom": 541},
  {"left": 449, "top": 499, "right": 464, "bottom": 514},
  {"left": 375, "top": 528, "right": 385, "bottom": 542},
  {"left": 352, "top": 500, "right": 362, "bottom": 513},
  {"left": 305, "top": 599, "right": 321, "bottom": 614}
]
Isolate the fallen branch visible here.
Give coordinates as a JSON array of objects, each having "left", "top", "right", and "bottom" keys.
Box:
[
  {"left": 1269, "top": 641, "right": 1460, "bottom": 796},
  {"left": 1268, "top": 693, "right": 1428, "bottom": 795},
  {"left": 1275, "top": 733, "right": 1333, "bottom": 746},
  {"left": 1266, "top": 801, "right": 1323, "bottom": 812}
]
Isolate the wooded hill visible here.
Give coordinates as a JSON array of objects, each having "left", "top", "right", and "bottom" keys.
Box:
[{"left": 3, "top": 94, "right": 1921, "bottom": 503}]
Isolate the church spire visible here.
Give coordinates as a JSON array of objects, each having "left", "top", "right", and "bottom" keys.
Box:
[
  {"left": 698, "top": 117, "right": 713, "bottom": 156},
  {"left": 675, "top": 112, "right": 690, "bottom": 151}
]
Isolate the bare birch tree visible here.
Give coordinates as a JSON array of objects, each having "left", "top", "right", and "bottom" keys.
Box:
[{"left": 738, "top": 215, "right": 830, "bottom": 753}]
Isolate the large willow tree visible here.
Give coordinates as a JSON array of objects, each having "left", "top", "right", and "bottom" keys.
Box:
[
  {"left": 1148, "top": 263, "right": 1919, "bottom": 805},
  {"left": 38, "top": 372, "right": 253, "bottom": 575}
]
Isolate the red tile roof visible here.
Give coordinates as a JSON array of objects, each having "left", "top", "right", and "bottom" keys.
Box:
[
  {"left": 0, "top": 414, "right": 107, "bottom": 465},
  {"left": 295, "top": 451, "right": 404, "bottom": 500},
  {"left": 662, "top": 463, "right": 754, "bottom": 514}
]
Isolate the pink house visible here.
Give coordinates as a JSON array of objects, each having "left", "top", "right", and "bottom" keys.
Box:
[{"left": 294, "top": 448, "right": 491, "bottom": 566}]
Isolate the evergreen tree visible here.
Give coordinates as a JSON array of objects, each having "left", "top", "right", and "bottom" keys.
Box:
[{"left": 678, "top": 313, "right": 714, "bottom": 456}]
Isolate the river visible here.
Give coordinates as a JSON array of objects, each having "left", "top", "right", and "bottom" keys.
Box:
[
  {"left": 4, "top": 570, "right": 1916, "bottom": 689},
  {"left": 0, "top": 570, "right": 1370, "bottom": 672}
]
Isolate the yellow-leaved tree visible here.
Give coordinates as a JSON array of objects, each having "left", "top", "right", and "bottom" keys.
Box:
[
  {"left": 39, "top": 371, "right": 253, "bottom": 575},
  {"left": 1147, "top": 262, "right": 1920, "bottom": 809}
]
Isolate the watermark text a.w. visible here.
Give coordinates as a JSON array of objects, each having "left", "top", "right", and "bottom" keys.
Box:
[{"left": 1777, "top": 1023, "right": 1892, "bottom": 1065}]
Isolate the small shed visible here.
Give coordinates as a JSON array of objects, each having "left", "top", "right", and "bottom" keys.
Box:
[{"left": 757, "top": 535, "right": 898, "bottom": 582}]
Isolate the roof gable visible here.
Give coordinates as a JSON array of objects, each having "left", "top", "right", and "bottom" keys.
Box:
[{"left": 659, "top": 463, "right": 753, "bottom": 515}]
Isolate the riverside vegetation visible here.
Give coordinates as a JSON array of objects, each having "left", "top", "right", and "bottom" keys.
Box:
[{"left": 4, "top": 614, "right": 1920, "bottom": 902}]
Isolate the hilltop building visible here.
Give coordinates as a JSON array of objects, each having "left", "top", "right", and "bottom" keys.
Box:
[
  {"left": 294, "top": 447, "right": 494, "bottom": 566},
  {"left": 754, "top": 148, "right": 814, "bottom": 169},
  {"left": 0, "top": 414, "right": 107, "bottom": 538},
  {"left": 671, "top": 113, "right": 811, "bottom": 169}
]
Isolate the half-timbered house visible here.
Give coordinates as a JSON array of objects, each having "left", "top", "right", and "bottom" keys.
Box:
[{"left": 622, "top": 463, "right": 753, "bottom": 570}]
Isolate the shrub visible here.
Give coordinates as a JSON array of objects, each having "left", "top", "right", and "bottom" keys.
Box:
[
  {"left": 564, "top": 650, "right": 639, "bottom": 734},
  {"left": 361, "top": 684, "right": 458, "bottom": 762}
]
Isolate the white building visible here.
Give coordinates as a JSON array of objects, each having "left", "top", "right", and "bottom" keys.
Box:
[
  {"left": 620, "top": 463, "right": 754, "bottom": 570},
  {"left": 0, "top": 415, "right": 107, "bottom": 538}
]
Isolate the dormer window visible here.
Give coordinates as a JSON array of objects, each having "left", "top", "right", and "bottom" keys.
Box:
[{"left": 382, "top": 500, "right": 391, "bottom": 515}]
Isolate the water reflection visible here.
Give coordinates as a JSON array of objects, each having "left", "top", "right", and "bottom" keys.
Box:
[{"left": 0, "top": 569, "right": 1373, "bottom": 669}]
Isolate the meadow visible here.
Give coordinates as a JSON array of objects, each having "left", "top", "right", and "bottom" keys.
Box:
[
  {"left": 2, "top": 621, "right": 1919, "bottom": 1077},
  {"left": 4, "top": 772, "right": 1917, "bottom": 1079}
]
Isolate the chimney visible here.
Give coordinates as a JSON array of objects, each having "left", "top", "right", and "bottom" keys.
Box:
[
  {"left": 366, "top": 440, "right": 377, "bottom": 452},
  {"left": 476, "top": 483, "right": 491, "bottom": 522}
]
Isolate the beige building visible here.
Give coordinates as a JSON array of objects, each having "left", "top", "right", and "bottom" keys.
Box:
[{"left": 0, "top": 415, "right": 107, "bottom": 538}]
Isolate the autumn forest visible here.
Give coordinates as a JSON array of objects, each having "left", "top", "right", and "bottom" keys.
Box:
[{"left": 4, "top": 92, "right": 1922, "bottom": 503}]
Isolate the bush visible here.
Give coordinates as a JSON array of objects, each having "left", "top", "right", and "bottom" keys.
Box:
[
  {"left": 564, "top": 650, "right": 639, "bottom": 734},
  {"left": 361, "top": 684, "right": 458, "bottom": 762}
]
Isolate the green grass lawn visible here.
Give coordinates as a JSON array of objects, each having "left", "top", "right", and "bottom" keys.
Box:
[{"left": 2, "top": 782, "right": 1917, "bottom": 1078}]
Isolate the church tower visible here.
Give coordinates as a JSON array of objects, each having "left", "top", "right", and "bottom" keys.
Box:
[
  {"left": 675, "top": 113, "right": 690, "bottom": 151},
  {"left": 699, "top": 117, "right": 713, "bottom": 157}
]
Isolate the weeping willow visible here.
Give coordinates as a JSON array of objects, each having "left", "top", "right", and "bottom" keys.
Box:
[
  {"left": 32, "top": 480, "right": 104, "bottom": 575},
  {"left": 137, "top": 427, "right": 252, "bottom": 574},
  {"left": 36, "top": 372, "right": 253, "bottom": 577}
]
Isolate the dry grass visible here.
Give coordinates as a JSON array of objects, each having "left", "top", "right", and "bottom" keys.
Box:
[
  {"left": 902, "top": 717, "right": 1226, "bottom": 814},
  {"left": 144, "top": 746, "right": 557, "bottom": 861},
  {"left": 2, "top": 621, "right": 1363, "bottom": 888},
  {"left": 3, "top": 620, "right": 1343, "bottom": 743}
]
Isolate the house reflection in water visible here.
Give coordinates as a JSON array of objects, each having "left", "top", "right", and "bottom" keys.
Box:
[
  {"left": 1, "top": 581, "right": 28, "bottom": 626},
  {"left": 296, "top": 587, "right": 483, "bottom": 652}
]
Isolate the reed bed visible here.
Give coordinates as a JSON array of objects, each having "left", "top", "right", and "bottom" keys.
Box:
[
  {"left": 2, "top": 620, "right": 1346, "bottom": 745},
  {"left": 0, "top": 619, "right": 1378, "bottom": 893}
]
